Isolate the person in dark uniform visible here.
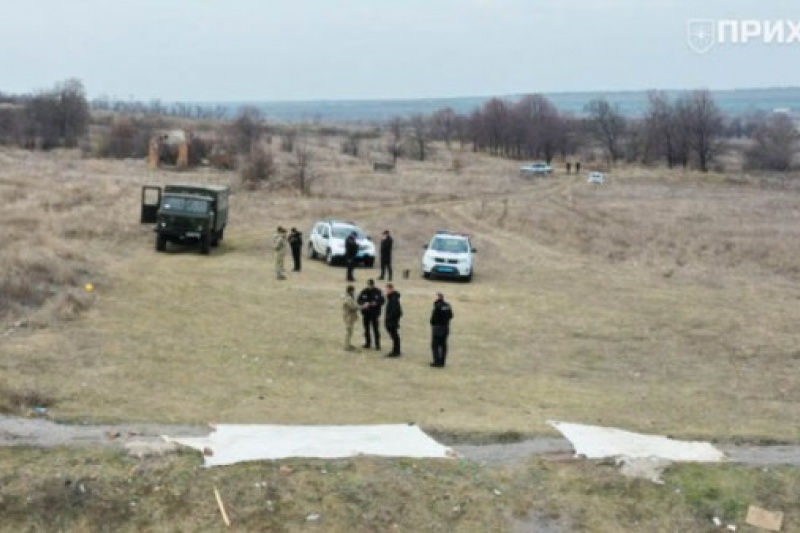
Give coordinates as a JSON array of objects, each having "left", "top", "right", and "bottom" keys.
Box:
[
  {"left": 430, "top": 292, "right": 454, "bottom": 368},
  {"left": 357, "top": 279, "right": 385, "bottom": 350},
  {"left": 288, "top": 227, "right": 303, "bottom": 272},
  {"left": 345, "top": 231, "right": 359, "bottom": 282},
  {"left": 384, "top": 283, "right": 403, "bottom": 357},
  {"left": 378, "top": 230, "right": 393, "bottom": 281},
  {"left": 575, "top": 161, "right": 581, "bottom": 174}
]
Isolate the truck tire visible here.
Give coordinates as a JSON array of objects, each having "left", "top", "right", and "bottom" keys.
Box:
[
  {"left": 200, "top": 233, "right": 211, "bottom": 255},
  {"left": 156, "top": 234, "right": 167, "bottom": 252},
  {"left": 309, "top": 244, "right": 318, "bottom": 259}
]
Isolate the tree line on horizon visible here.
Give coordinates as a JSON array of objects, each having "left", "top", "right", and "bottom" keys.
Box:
[
  {"left": 423, "top": 90, "right": 798, "bottom": 173},
  {"left": 0, "top": 79, "right": 797, "bottom": 175}
]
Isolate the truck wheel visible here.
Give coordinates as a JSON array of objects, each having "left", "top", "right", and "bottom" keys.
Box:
[
  {"left": 156, "top": 234, "right": 167, "bottom": 252},
  {"left": 200, "top": 233, "right": 211, "bottom": 255},
  {"left": 309, "top": 244, "right": 318, "bottom": 260}
]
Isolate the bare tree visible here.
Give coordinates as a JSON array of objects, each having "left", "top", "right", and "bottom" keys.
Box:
[
  {"left": 643, "top": 91, "right": 679, "bottom": 167},
  {"left": 585, "top": 98, "right": 626, "bottom": 164},
  {"left": 556, "top": 116, "right": 583, "bottom": 159},
  {"left": 20, "top": 78, "right": 89, "bottom": 149},
  {"left": 453, "top": 113, "right": 471, "bottom": 150},
  {"left": 0, "top": 102, "right": 24, "bottom": 146},
  {"left": 408, "top": 114, "right": 431, "bottom": 161},
  {"left": 430, "top": 107, "right": 458, "bottom": 148},
  {"left": 288, "top": 136, "right": 315, "bottom": 195},
  {"left": 680, "top": 90, "right": 723, "bottom": 172},
  {"left": 512, "top": 94, "right": 563, "bottom": 163},
  {"left": 745, "top": 113, "right": 799, "bottom": 171},
  {"left": 231, "top": 106, "right": 266, "bottom": 154},
  {"left": 386, "top": 117, "right": 405, "bottom": 164},
  {"left": 471, "top": 98, "right": 512, "bottom": 156},
  {"left": 55, "top": 78, "right": 90, "bottom": 148}
]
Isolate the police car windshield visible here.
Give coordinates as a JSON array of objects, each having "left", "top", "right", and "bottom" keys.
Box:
[
  {"left": 162, "top": 196, "right": 209, "bottom": 214},
  {"left": 333, "top": 226, "right": 365, "bottom": 239},
  {"left": 431, "top": 237, "right": 468, "bottom": 253}
]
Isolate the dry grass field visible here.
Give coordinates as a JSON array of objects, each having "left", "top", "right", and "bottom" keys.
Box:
[{"left": 2, "top": 141, "right": 800, "bottom": 531}]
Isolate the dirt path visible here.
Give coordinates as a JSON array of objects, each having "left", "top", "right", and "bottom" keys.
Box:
[{"left": 3, "top": 415, "right": 800, "bottom": 467}]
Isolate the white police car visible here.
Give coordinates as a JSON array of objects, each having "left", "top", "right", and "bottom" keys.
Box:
[
  {"left": 308, "top": 220, "right": 376, "bottom": 267},
  {"left": 421, "top": 231, "right": 476, "bottom": 282}
]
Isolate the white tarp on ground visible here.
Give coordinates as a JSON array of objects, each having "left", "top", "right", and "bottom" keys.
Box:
[
  {"left": 167, "top": 424, "right": 454, "bottom": 467},
  {"left": 549, "top": 421, "right": 726, "bottom": 462}
]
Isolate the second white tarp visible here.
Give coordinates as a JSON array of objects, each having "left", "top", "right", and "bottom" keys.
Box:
[
  {"left": 168, "top": 424, "right": 454, "bottom": 467},
  {"left": 549, "top": 421, "right": 726, "bottom": 462}
]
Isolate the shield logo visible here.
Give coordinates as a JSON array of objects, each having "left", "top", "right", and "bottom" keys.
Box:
[{"left": 687, "top": 19, "right": 717, "bottom": 54}]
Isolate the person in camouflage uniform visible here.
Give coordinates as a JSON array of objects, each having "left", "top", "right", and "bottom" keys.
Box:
[
  {"left": 342, "top": 285, "right": 362, "bottom": 351},
  {"left": 274, "top": 226, "right": 288, "bottom": 280}
]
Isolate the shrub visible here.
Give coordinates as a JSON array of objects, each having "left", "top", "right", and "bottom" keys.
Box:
[{"left": 241, "top": 144, "right": 277, "bottom": 188}]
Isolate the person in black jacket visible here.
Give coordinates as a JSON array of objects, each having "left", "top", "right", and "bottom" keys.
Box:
[
  {"left": 288, "top": 227, "right": 303, "bottom": 272},
  {"left": 378, "top": 230, "right": 393, "bottom": 281},
  {"left": 357, "top": 279, "right": 384, "bottom": 350},
  {"left": 383, "top": 283, "right": 403, "bottom": 357},
  {"left": 430, "top": 292, "right": 454, "bottom": 367},
  {"left": 344, "top": 231, "right": 359, "bottom": 282}
]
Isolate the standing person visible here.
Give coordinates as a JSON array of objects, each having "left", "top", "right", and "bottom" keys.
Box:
[
  {"left": 384, "top": 283, "right": 403, "bottom": 357},
  {"left": 273, "top": 226, "right": 288, "bottom": 280},
  {"left": 378, "top": 230, "right": 394, "bottom": 281},
  {"left": 288, "top": 227, "right": 303, "bottom": 272},
  {"left": 357, "top": 279, "right": 384, "bottom": 350},
  {"left": 344, "top": 231, "right": 359, "bottom": 282},
  {"left": 430, "top": 292, "right": 454, "bottom": 368},
  {"left": 342, "top": 285, "right": 362, "bottom": 351},
  {"left": 575, "top": 161, "right": 581, "bottom": 174}
]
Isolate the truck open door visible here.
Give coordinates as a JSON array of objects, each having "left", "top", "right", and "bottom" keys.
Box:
[{"left": 140, "top": 186, "right": 162, "bottom": 223}]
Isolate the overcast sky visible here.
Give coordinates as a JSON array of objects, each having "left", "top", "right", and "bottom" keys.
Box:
[{"left": 2, "top": 0, "right": 799, "bottom": 102}]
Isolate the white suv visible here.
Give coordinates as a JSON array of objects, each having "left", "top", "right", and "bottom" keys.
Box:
[
  {"left": 422, "top": 231, "right": 476, "bottom": 282},
  {"left": 309, "top": 220, "right": 376, "bottom": 267}
]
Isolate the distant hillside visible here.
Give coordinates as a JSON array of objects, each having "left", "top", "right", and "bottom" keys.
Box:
[{"left": 200, "top": 87, "right": 800, "bottom": 123}]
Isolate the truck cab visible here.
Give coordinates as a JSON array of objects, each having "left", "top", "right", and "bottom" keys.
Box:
[{"left": 141, "top": 183, "right": 230, "bottom": 255}]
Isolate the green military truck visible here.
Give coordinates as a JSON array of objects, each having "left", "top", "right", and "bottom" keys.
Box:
[{"left": 140, "top": 183, "right": 230, "bottom": 255}]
